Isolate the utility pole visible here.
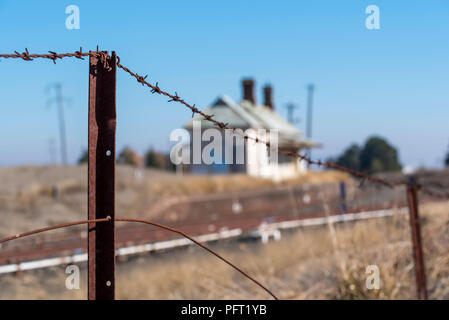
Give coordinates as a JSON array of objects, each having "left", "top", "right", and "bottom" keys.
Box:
[
  {"left": 48, "top": 138, "right": 57, "bottom": 164},
  {"left": 306, "top": 84, "right": 315, "bottom": 163},
  {"left": 284, "top": 103, "right": 299, "bottom": 124},
  {"left": 47, "top": 83, "right": 68, "bottom": 165}
]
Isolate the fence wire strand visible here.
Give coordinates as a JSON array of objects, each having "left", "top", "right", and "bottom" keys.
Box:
[
  {"left": 0, "top": 217, "right": 278, "bottom": 300},
  {"left": 115, "top": 218, "right": 278, "bottom": 300},
  {"left": 0, "top": 217, "right": 111, "bottom": 244}
]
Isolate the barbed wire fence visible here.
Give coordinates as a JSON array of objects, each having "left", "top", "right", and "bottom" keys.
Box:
[{"left": 1, "top": 48, "right": 448, "bottom": 300}]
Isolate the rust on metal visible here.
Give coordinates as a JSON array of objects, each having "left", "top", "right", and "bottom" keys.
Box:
[
  {"left": 406, "top": 177, "right": 428, "bottom": 300},
  {"left": 88, "top": 50, "right": 117, "bottom": 300}
]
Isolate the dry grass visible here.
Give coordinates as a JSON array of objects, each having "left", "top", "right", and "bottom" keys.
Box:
[
  {"left": 149, "top": 170, "right": 350, "bottom": 197},
  {"left": 0, "top": 165, "right": 169, "bottom": 236},
  {"left": 0, "top": 165, "right": 349, "bottom": 236},
  {"left": 1, "top": 201, "right": 448, "bottom": 300}
]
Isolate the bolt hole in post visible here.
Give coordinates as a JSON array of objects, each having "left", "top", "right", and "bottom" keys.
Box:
[{"left": 106, "top": 150, "right": 112, "bottom": 157}]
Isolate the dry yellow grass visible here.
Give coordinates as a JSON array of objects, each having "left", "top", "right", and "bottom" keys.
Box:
[
  {"left": 1, "top": 200, "right": 448, "bottom": 300},
  {"left": 0, "top": 165, "right": 349, "bottom": 236},
  {"left": 149, "top": 170, "right": 351, "bottom": 197}
]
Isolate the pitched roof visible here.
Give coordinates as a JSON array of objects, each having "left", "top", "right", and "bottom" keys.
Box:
[
  {"left": 241, "top": 101, "right": 320, "bottom": 148},
  {"left": 184, "top": 95, "right": 321, "bottom": 149},
  {"left": 185, "top": 95, "right": 261, "bottom": 129}
]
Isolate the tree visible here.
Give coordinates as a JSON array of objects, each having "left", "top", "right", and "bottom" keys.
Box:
[
  {"left": 445, "top": 145, "right": 449, "bottom": 167},
  {"left": 77, "top": 149, "right": 88, "bottom": 164},
  {"left": 359, "top": 136, "right": 402, "bottom": 174},
  {"left": 144, "top": 148, "right": 175, "bottom": 171},
  {"left": 117, "top": 146, "right": 143, "bottom": 167},
  {"left": 333, "top": 136, "right": 402, "bottom": 174},
  {"left": 336, "top": 144, "right": 362, "bottom": 171}
]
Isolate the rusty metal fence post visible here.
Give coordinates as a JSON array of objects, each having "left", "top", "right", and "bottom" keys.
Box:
[
  {"left": 406, "top": 177, "right": 428, "bottom": 300},
  {"left": 88, "top": 51, "right": 117, "bottom": 300}
]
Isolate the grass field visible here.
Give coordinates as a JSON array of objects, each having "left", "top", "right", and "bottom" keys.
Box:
[
  {"left": 1, "top": 201, "right": 448, "bottom": 300},
  {"left": 0, "top": 165, "right": 349, "bottom": 236}
]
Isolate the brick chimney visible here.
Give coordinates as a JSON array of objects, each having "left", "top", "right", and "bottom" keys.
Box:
[
  {"left": 242, "top": 78, "right": 256, "bottom": 105},
  {"left": 263, "top": 84, "right": 274, "bottom": 110}
]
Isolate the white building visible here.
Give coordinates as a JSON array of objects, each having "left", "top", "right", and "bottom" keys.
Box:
[{"left": 184, "top": 79, "right": 320, "bottom": 181}]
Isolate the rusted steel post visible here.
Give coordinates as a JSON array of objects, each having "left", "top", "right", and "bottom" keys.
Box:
[
  {"left": 406, "top": 177, "right": 428, "bottom": 300},
  {"left": 88, "top": 51, "right": 117, "bottom": 300}
]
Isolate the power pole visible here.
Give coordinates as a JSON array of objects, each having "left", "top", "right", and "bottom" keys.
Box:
[
  {"left": 47, "top": 83, "right": 68, "bottom": 165},
  {"left": 48, "top": 138, "right": 57, "bottom": 164},
  {"left": 306, "top": 84, "right": 315, "bottom": 163}
]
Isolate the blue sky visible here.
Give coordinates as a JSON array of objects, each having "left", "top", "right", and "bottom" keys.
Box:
[{"left": 0, "top": 0, "right": 448, "bottom": 168}]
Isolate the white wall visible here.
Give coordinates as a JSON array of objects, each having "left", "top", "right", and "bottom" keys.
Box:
[{"left": 245, "top": 129, "right": 307, "bottom": 181}]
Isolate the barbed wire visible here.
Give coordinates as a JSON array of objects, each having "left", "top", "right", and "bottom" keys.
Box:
[
  {"left": 1, "top": 47, "right": 448, "bottom": 199},
  {"left": 114, "top": 53, "right": 449, "bottom": 199},
  {"left": 419, "top": 187, "right": 449, "bottom": 200},
  {"left": 115, "top": 56, "right": 449, "bottom": 198},
  {"left": 115, "top": 56, "right": 406, "bottom": 189},
  {"left": 0, "top": 47, "right": 93, "bottom": 63}
]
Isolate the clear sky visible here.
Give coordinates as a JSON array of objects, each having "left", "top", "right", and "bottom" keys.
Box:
[{"left": 1, "top": 0, "right": 448, "bottom": 168}]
